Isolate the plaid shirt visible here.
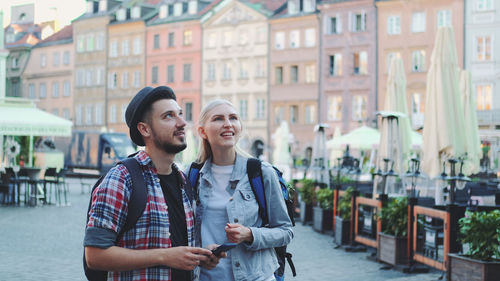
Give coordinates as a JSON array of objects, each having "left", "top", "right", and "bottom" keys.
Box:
[{"left": 87, "top": 150, "right": 195, "bottom": 281}]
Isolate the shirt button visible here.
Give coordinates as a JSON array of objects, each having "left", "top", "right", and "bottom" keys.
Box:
[
  {"left": 246, "top": 194, "right": 251, "bottom": 199},
  {"left": 166, "top": 232, "right": 170, "bottom": 237},
  {"left": 229, "top": 197, "right": 233, "bottom": 201},
  {"left": 235, "top": 262, "right": 240, "bottom": 267},
  {"left": 156, "top": 178, "right": 160, "bottom": 183},
  {"left": 234, "top": 218, "right": 239, "bottom": 223}
]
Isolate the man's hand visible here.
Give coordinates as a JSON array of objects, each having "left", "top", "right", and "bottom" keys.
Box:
[
  {"left": 225, "top": 223, "right": 253, "bottom": 244},
  {"left": 161, "top": 246, "right": 212, "bottom": 271},
  {"left": 199, "top": 244, "right": 225, "bottom": 270}
]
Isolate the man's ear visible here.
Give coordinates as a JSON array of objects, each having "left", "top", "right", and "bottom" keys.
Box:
[
  {"left": 137, "top": 122, "right": 151, "bottom": 140},
  {"left": 198, "top": 127, "right": 207, "bottom": 140}
]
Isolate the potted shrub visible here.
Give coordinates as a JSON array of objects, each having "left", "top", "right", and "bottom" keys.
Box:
[
  {"left": 377, "top": 197, "right": 408, "bottom": 266},
  {"left": 313, "top": 188, "right": 334, "bottom": 233},
  {"left": 298, "top": 179, "right": 314, "bottom": 225},
  {"left": 448, "top": 210, "right": 500, "bottom": 281},
  {"left": 334, "top": 186, "right": 353, "bottom": 245}
]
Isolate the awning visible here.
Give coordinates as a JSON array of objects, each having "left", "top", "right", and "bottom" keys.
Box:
[{"left": 0, "top": 102, "right": 72, "bottom": 137}]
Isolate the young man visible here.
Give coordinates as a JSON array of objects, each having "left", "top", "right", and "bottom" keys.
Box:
[{"left": 84, "top": 86, "right": 220, "bottom": 280}]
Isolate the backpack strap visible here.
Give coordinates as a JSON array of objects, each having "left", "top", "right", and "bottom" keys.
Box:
[
  {"left": 116, "top": 157, "right": 147, "bottom": 242},
  {"left": 247, "top": 158, "right": 269, "bottom": 226}
]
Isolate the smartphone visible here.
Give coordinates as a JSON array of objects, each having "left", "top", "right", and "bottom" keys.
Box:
[{"left": 211, "top": 243, "right": 238, "bottom": 256}]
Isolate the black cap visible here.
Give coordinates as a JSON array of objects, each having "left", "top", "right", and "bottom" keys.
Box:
[{"left": 125, "top": 86, "right": 176, "bottom": 146}]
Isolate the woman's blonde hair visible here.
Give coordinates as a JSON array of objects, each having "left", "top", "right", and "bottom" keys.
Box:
[{"left": 196, "top": 99, "right": 250, "bottom": 163}]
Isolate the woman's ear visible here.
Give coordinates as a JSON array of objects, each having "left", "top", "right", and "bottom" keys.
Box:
[{"left": 198, "top": 126, "right": 207, "bottom": 140}]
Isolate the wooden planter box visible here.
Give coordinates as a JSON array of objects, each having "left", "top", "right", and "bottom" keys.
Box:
[
  {"left": 377, "top": 232, "right": 408, "bottom": 265},
  {"left": 334, "top": 216, "right": 350, "bottom": 245},
  {"left": 312, "top": 206, "right": 333, "bottom": 233},
  {"left": 448, "top": 253, "right": 500, "bottom": 281},
  {"left": 299, "top": 201, "right": 313, "bottom": 225}
]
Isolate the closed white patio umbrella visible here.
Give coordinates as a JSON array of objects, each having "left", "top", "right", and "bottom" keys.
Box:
[{"left": 460, "top": 70, "right": 481, "bottom": 175}]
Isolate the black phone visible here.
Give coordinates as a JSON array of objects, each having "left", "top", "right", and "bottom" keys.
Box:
[{"left": 211, "top": 243, "right": 238, "bottom": 256}]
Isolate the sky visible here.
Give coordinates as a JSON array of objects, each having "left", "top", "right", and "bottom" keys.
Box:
[{"left": 1, "top": 0, "right": 86, "bottom": 28}]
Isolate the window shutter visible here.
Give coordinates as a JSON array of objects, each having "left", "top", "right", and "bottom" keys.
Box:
[
  {"left": 324, "top": 16, "right": 330, "bottom": 34},
  {"left": 337, "top": 14, "right": 342, "bottom": 33},
  {"left": 362, "top": 11, "right": 366, "bottom": 31}
]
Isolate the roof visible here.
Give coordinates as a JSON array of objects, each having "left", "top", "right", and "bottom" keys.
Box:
[
  {"left": 147, "top": 0, "right": 213, "bottom": 25},
  {"left": 35, "top": 25, "right": 73, "bottom": 47},
  {"left": 245, "top": 0, "right": 287, "bottom": 13},
  {"left": 5, "top": 33, "right": 40, "bottom": 48}
]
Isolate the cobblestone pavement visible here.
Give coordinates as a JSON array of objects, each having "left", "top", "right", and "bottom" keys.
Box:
[{"left": 1, "top": 178, "right": 443, "bottom": 281}]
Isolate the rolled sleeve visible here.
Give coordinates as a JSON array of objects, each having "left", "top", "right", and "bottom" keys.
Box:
[{"left": 83, "top": 227, "right": 118, "bottom": 249}]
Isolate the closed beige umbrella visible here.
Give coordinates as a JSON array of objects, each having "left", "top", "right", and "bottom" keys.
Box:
[
  {"left": 422, "top": 27, "right": 467, "bottom": 178},
  {"left": 460, "top": 70, "right": 481, "bottom": 175}
]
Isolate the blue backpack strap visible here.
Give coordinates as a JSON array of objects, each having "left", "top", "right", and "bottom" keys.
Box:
[
  {"left": 188, "top": 162, "right": 204, "bottom": 187},
  {"left": 247, "top": 158, "right": 269, "bottom": 226}
]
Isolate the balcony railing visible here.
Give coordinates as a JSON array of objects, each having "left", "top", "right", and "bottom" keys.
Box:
[{"left": 477, "top": 109, "right": 500, "bottom": 126}]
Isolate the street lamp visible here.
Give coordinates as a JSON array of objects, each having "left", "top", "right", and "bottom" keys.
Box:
[
  {"left": 436, "top": 158, "right": 471, "bottom": 204},
  {"left": 404, "top": 158, "right": 426, "bottom": 198},
  {"left": 373, "top": 158, "right": 398, "bottom": 196}
]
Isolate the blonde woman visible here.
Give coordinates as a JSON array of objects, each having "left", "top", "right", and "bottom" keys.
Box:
[{"left": 189, "top": 99, "right": 293, "bottom": 281}]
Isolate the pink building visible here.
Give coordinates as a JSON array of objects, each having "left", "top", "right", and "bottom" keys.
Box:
[{"left": 23, "top": 25, "right": 74, "bottom": 121}]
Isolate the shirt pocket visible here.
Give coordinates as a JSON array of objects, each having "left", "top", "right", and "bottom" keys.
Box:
[{"left": 238, "top": 189, "right": 259, "bottom": 226}]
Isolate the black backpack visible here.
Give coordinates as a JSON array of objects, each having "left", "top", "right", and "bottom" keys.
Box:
[
  {"left": 83, "top": 157, "right": 147, "bottom": 281},
  {"left": 188, "top": 158, "right": 296, "bottom": 280}
]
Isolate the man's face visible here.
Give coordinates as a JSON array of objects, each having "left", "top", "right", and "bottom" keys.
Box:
[{"left": 147, "top": 99, "right": 187, "bottom": 154}]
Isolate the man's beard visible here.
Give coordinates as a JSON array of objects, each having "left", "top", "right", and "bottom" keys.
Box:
[{"left": 151, "top": 128, "right": 187, "bottom": 154}]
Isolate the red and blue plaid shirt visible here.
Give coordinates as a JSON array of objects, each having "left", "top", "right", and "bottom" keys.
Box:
[{"left": 87, "top": 150, "right": 195, "bottom": 281}]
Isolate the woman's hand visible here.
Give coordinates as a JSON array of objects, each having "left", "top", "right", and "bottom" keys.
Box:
[
  {"left": 199, "top": 244, "right": 225, "bottom": 270},
  {"left": 225, "top": 223, "right": 253, "bottom": 244}
]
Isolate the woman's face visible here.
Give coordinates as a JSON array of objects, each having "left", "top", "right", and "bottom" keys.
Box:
[{"left": 199, "top": 103, "right": 242, "bottom": 150}]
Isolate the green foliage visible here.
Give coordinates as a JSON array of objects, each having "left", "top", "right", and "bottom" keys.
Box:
[
  {"left": 298, "top": 179, "right": 314, "bottom": 205},
  {"left": 287, "top": 180, "right": 296, "bottom": 199},
  {"left": 316, "top": 188, "right": 334, "bottom": 210},
  {"left": 379, "top": 197, "right": 408, "bottom": 237},
  {"left": 338, "top": 186, "right": 354, "bottom": 220},
  {"left": 459, "top": 210, "right": 500, "bottom": 261}
]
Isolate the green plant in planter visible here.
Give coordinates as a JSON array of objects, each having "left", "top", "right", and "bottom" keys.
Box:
[
  {"left": 338, "top": 186, "right": 354, "bottom": 220},
  {"left": 459, "top": 210, "right": 500, "bottom": 261},
  {"left": 316, "top": 188, "right": 333, "bottom": 210},
  {"left": 298, "top": 178, "right": 314, "bottom": 205},
  {"left": 379, "top": 197, "right": 408, "bottom": 237}
]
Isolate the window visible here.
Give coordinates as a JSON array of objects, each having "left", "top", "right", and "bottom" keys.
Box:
[
  {"left": 188, "top": 1, "right": 197, "bottom": 14},
  {"left": 183, "top": 64, "right": 192, "bottom": 82},
  {"left": 223, "top": 31, "right": 232, "bottom": 47},
  {"left": 255, "top": 58, "right": 266, "bottom": 78},
  {"left": 412, "top": 12, "right": 426, "bottom": 33},
  {"left": 76, "top": 105, "right": 83, "bottom": 125},
  {"left": 288, "top": 0, "right": 297, "bottom": 14},
  {"left": 53, "top": 52, "right": 60, "bottom": 66},
  {"left": 304, "top": 0, "right": 315, "bottom": 12},
  {"left": 133, "top": 37, "right": 141, "bottom": 54},
  {"left": 167, "top": 65, "right": 175, "bottom": 83},
  {"left": 117, "top": 8, "right": 126, "bottom": 21},
  {"left": 240, "top": 100, "right": 248, "bottom": 120},
  {"left": 40, "top": 83, "right": 47, "bottom": 98},
  {"left": 96, "top": 67, "right": 104, "bottom": 85},
  {"left": 305, "top": 64, "right": 316, "bottom": 83},
  {"left": 95, "top": 104, "right": 104, "bottom": 125},
  {"left": 183, "top": 30, "right": 192, "bottom": 46},
  {"left": 152, "top": 66, "right": 158, "bottom": 84},
  {"left": 275, "top": 32, "right": 284, "bottom": 49},
  {"left": 476, "top": 36, "right": 492, "bottom": 61},
  {"left": 96, "top": 33, "right": 105, "bottom": 50},
  {"left": 122, "top": 40, "right": 129, "bottom": 56},
  {"left": 109, "top": 72, "right": 117, "bottom": 89},
  {"left": 327, "top": 96, "right": 343, "bottom": 121},
  {"left": 239, "top": 31, "right": 248, "bottom": 46},
  {"left": 290, "top": 65, "right": 298, "bottom": 83},
  {"left": 154, "top": 34, "right": 160, "bottom": 49},
  {"left": 352, "top": 95, "right": 367, "bottom": 120},
  {"left": 239, "top": 60, "right": 249, "bottom": 79},
  {"left": 256, "top": 99, "right": 266, "bottom": 120},
  {"left": 207, "top": 63, "right": 215, "bottom": 81},
  {"left": 290, "top": 30, "right": 300, "bottom": 48},
  {"left": 168, "top": 32, "right": 175, "bottom": 47},
  {"left": 63, "top": 108, "right": 70, "bottom": 120},
  {"left": 11, "top": 57, "right": 18, "bottom": 69},
  {"left": 131, "top": 6, "right": 141, "bottom": 19},
  {"left": 109, "top": 104, "right": 117, "bottom": 123},
  {"left": 63, "top": 81, "right": 70, "bottom": 97},
  {"left": 353, "top": 51, "right": 368, "bottom": 75},
  {"left": 437, "top": 10, "right": 451, "bottom": 28},
  {"left": 122, "top": 72, "right": 129, "bottom": 88},
  {"left": 305, "top": 105, "right": 315, "bottom": 124},
  {"left": 185, "top": 102, "right": 193, "bottom": 122},
  {"left": 387, "top": 16, "right": 401, "bottom": 35},
  {"left": 305, "top": 28, "right": 315, "bottom": 47},
  {"left": 476, "top": 84, "right": 492, "bottom": 110},
  {"left": 411, "top": 93, "right": 424, "bottom": 114},
  {"left": 77, "top": 35, "right": 85, "bottom": 52},
  {"left": 41, "top": 54, "right": 47, "bottom": 67},
  {"left": 133, "top": 71, "right": 141, "bottom": 88},
  {"left": 76, "top": 69, "right": 85, "bottom": 87},
  {"left": 275, "top": 66, "right": 283, "bottom": 84},
  {"left": 412, "top": 50, "right": 426, "bottom": 72},
  {"left": 353, "top": 12, "right": 366, "bottom": 32},
  {"left": 290, "top": 105, "right": 299, "bottom": 124},
  {"left": 222, "top": 61, "right": 231, "bottom": 80},
  {"left": 110, "top": 40, "right": 118, "bottom": 57},
  {"left": 86, "top": 34, "right": 94, "bottom": 51},
  {"left": 52, "top": 82, "right": 59, "bottom": 97},
  {"left": 159, "top": 5, "right": 168, "bottom": 18},
  {"left": 86, "top": 70, "right": 93, "bottom": 86},
  {"left": 477, "top": 0, "right": 493, "bottom": 10},
  {"left": 28, "top": 83, "right": 35, "bottom": 99},
  {"left": 329, "top": 54, "right": 342, "bottom": 76},
  {"left": 274, "top": 106, "right": 284, "bottom": 125},
  {"left": 207, "top": 32, "right": 216, "bottom": 48},
  {"left": 63, "top": 51, "right": 70, "bottom": 65},
  {"left": 174, "top": 2, "right": 182, "bottom": 16},
  {"left": 329, "top": 16, "right": 342, "bottom": 34}
]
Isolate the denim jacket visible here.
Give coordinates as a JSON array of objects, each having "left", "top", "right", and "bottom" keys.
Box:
[{"left": 192, "top": 154, "right": 294, "bottom": 281}]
